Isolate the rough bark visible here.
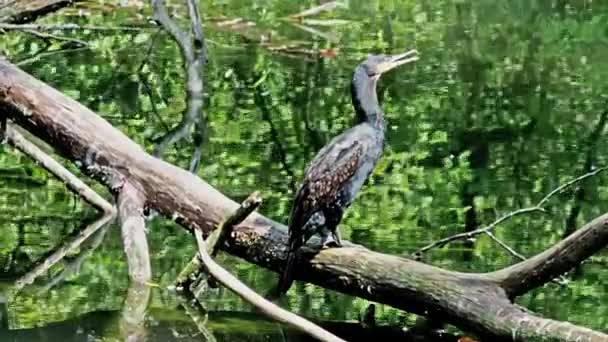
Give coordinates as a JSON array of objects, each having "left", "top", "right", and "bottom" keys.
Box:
[
  {"left": 0, "top": 0, "right": 79, "bottom": 24},
  {"left": 0, "top": 59, "right": 606, "bottom": 341}
]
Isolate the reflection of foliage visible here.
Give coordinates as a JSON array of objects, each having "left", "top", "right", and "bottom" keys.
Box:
[{"left": 0, "top": 0, "right": 607, "bottom": 336}]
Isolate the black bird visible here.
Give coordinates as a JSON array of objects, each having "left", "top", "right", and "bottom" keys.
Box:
[{"left": 276, "top": 50, "right": 419, "bottom": 294}]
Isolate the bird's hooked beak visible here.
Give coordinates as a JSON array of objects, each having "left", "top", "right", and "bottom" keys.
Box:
[{"left": 377, "top": 49, "right": 419, "bottom": 75}]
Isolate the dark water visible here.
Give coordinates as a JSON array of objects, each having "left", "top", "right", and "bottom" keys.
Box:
[{"left": 0, "top": 0, "right": 607, "bottom": 340}]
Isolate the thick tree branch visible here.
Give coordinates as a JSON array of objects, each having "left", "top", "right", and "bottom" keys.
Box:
[
  {"left": 490, "top": 211, "right": 608, "bottom": 298},
  {"left": 0, "top": 59, "right": 606, "bottom": 341}
]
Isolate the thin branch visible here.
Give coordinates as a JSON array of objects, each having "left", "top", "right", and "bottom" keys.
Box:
[
  {"left": 188, "top": 128, "right": 204, "bottom": 172},
  {"left": 186, "top": 0, "right": 205, "bottom": 49},
  {"left": 491, "top": 211, "right": 608, "bottom": 297},
  {"left": 484, "top": 231, "right": 526, "bottom": 260},
  {"left": 15, "top": 46, "right": 89, "bottom": 66},
  {"left": 414, "top": 167, "right": 608, "bottom": 256},
  {"left": 414, "top": 207, "right": 541, "bottom": 255},
  {"left": 176, "top": 192, "right": 261, "bottom": 290},
  {"left": 537, "top": 166, "right": 607, "bottom": 207},
  {"left": 136, "top": 28, "right": 171, "bottom": 132},
  {"left": 6, "top": 123, "right": 114, "bottom": 214},
  {"left": 23, "top": 29, "right": 88, "bottom": 47},
  {"left": 193, "top": 228, "right": 346, "bottom": 342}
]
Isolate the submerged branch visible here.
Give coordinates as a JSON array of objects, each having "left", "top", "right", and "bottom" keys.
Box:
[
  {"left": 117, "top": 182, "right": 151, "bottom": 284},
  {"left": 193, "top": 228, "right": 346, "bottom": 342}
]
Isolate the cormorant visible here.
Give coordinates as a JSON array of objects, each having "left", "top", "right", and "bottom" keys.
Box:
[{"left": 277, "top": 50, "right": 419, "bottom": 294}]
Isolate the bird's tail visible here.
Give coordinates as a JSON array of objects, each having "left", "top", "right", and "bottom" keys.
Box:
[{"left": 276, "top": 247, "right": 297, "bottom": 295}]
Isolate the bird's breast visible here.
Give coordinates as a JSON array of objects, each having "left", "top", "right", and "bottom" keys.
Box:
[{"left": 343, "top": 144, "right": 383, "bottom": 204}]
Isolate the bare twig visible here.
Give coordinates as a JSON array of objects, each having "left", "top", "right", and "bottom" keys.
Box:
[
  {"left": 136, "top": 28, "right": 171, "bottom": 132},
  {"left": 4, "top": 122, "right": 116, "bottom": 294},
  {"left": 414, "top": 166, "right": 608, "bottom": 256},
  {"left": 193, "top": 228, "right": 345, "bottom": 342},
  {"left": 484, "top": 231, "right": 527, "bottom": 260},
  {"left": 289, "top": 22, "right": 338, "bottom": 42},
  {"left": 182, "top": 191, "right": 342, "bottom": 341},
  {"left": 414, "top": 207, "right": 541, "bottom": 255},
  {"left": 23, "top": 29, "right": 88, "bottom": 47},
  {"left": 15, "top": 46, "right": 89, "bottom": 66},
  {"left": 537, "top": 167, "right": 607, "bottom": 207}
]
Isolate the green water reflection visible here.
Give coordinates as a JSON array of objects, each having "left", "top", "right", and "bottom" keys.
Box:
[{"left": 0, "top": 0, "right": 607, "bottom": 340}]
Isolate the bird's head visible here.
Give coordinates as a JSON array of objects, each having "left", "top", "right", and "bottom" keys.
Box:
[{"left": 359, "top": 50, "right": 419, "bottom": 79}]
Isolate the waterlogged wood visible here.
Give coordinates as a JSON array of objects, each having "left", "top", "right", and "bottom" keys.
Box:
[{"left": 0, "top": 59, "right": 607, "bottom": 341}]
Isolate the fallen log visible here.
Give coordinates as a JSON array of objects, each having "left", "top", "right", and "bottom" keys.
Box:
[
  {"left": 0, "top": 0, "right": 80, "bottom": 24},
  {"left": 0, "top": 58, "right": 606, "bottom": 341}
]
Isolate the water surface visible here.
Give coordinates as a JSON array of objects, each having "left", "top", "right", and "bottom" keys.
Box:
[{"left": 0, "top": 0, "right": 606, "bottom": 340}]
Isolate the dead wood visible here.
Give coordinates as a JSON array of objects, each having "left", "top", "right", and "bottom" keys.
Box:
[{"left": 0, "top": 59, "right": 607, "bottom": 341}]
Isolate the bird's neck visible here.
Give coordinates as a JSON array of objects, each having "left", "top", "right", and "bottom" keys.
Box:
[{"left": 351, "top": 68, "right": 385, "bottom": 130}]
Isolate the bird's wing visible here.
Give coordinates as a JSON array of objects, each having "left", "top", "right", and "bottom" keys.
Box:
[{"left": 288, "top": 138, "right": 363, "bottom": 237}]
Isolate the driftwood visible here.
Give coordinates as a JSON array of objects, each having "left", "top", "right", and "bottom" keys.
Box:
[{"left": 0, "top": 59, "right": 607, "bottom": 341}]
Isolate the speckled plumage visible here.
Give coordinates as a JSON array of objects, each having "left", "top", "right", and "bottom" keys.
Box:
[{"left": 276, "top": 51, "right": 418, "bottom": 294}]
